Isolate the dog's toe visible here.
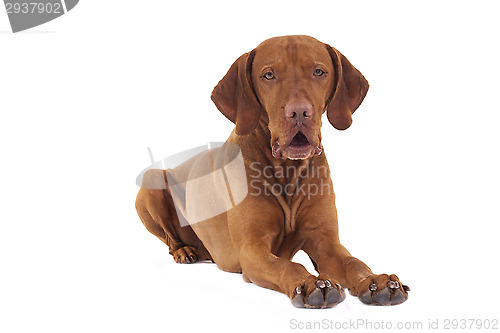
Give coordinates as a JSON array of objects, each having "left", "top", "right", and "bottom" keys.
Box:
[
  {"left": 291, "top": 286, "right": 306, "bottom": 308},
  {"left": 307, "top": 288, "right": 324, "bottom": 307},
  {"left": 372, "top": 288, "right": 391, "bottom": 305}
]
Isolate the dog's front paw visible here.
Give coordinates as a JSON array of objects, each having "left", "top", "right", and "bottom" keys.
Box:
[
  {"left": 354, "top": 274, "right": 410, "bottom": 305},
  {"left": 291, "top": 274, "right": 346, "bottom": 308}
]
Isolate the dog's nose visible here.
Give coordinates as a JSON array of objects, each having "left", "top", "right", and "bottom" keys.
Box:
[{"left": 284, "top": 102, "right": 313, "bottom": 124}]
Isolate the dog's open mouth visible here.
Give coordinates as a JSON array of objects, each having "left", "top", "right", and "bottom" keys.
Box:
[
  {"left": 272, "top": 131, "right": 322, "bottom": 160},
  {"left": 289, "top": 132, "right": 310, "bottom": 147}
]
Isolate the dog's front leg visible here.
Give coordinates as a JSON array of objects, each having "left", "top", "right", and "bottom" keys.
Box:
[
  {"left": 301, "top": 199, "right": 410, "bottom": 306},
  {"left": 229, "top": 198, "right": 345, "bottom": 308}
]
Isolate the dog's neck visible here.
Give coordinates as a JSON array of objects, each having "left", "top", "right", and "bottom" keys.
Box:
[{"left": 244, "top": 120, "right": 327, "bottom": 233}]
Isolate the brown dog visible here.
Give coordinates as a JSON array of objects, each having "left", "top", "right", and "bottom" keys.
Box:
[{"left": 136, "top": 35, "right": 409, "bottom": 308}]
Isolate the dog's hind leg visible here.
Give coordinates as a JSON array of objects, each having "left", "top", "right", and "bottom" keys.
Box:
[{"left": 136, "top": 169, "right": 211, "bottom": 263}]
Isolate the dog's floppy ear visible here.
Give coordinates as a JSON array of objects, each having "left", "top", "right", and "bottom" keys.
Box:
[
  {"left": 325, "top": 44, "right": 369, "bottom": 130},
  {"left": 211, "top": 50, "right": 262, "bottom": 136}
]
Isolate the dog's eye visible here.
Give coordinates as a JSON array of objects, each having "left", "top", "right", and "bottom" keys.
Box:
[
  {"left": 313, "top": 69, "right": 325, "bottom": 76},
  {"left": 263, "top": 72, "right": 275, "bottom": 80}
]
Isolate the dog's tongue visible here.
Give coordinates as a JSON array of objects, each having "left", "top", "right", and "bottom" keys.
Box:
[{"left": 272, "top": 141, "right": 282, "bottom": 158}]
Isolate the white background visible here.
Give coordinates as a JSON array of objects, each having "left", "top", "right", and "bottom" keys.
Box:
[{"left": 1, "top": 1, "right": 499, "bottom": 332}]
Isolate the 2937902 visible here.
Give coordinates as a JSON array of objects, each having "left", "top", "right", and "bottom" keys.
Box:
[
  {"left": 5, "top": 2, "right": 62, "bottom": 14},
  {"left": 443, "top": 319, "right": 498, "bottom": 330}
]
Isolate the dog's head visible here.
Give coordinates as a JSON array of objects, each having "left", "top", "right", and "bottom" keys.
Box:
[{"left": 211, "top": 35, "right": 369, "bottom": 160}]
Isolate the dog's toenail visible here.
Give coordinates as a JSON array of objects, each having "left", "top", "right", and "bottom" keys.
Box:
[
  {"left": 387, "top": 281, "right": 399, "bottom": 289},
  {"left": 334, "top": 283, "right": 342, "bottom": 290},
  {"left": 403, "top": 285, "right": 410, "bottom": 292},
  {"left": 324, "top": 280, "right": 332, "bottom": 288},
  {"left": 369, "top": 283, "right": 377, "bottom": 291},
  {"left": 295, "top": 286, "right": 302, "bottom": 295},
  {"left": 316, "top": 280, "right": 326, "bottom": 288}
]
